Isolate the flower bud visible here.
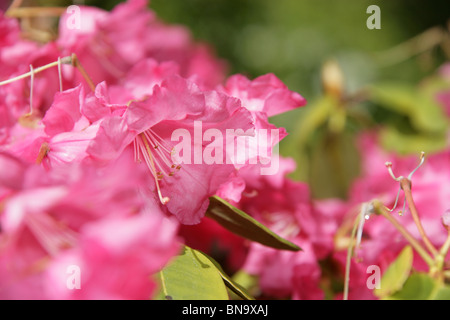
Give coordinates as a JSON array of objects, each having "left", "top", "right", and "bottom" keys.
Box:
[{"left": 321, "top": 59, "right": 344, "bottom": 98}]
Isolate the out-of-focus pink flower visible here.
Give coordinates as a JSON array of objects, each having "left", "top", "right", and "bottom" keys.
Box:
[
  {"left": 1, "top": 84, "right": 105, "bottom": 170},
  {"left": 44, "top": 212, "right": 180, "bottom": 300},
  {"left": 218, "top": 74, "right": 306, "bottom": 167},
  {"left": 57, "top": 0, "right": 227, "bottom": 89},
  {"left": 220, "top": 73, "right": 307, "bottom": 117},
  {"left": 0, "top": 150, "right": 180, "bottom": 299}
]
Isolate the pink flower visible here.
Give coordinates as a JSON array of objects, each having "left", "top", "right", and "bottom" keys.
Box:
[
  {"left": 57, "top": 0, "right": 226, "bottom": 89},
  {"left": 218, "top": 74, "right": 307, "bottom": 167},
  {"left": 0, "top": 149, "right": 180, "bottom": 299},
  {"left": 220, "top": 73, "right": 307, "bottom": 117},
  {"left": 2, "top": 84, "right": 107, "bottom": 170},
  {"left": 44, "top": 212, "right": 180, "bottom": 300},
  {"left": 88, "top": 75, "right": 254, "bottom": 224}
]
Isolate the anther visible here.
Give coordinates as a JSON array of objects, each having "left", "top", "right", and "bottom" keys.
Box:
[
  {"left": 385, "top": 161, "right": 403, "bottom": 181},
  {"left": 36, "top": 142, "right": 50, "bottom": 165}
]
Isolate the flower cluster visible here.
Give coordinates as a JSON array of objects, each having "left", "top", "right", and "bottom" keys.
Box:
[
  {"left": 0, "top": 0, "right": 306, "bottom": 299},
  {"left": 1, "top": 0, "right": 448, "bottom": 301}
]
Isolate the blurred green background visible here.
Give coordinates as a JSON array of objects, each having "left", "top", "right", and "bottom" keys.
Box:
[{"left": 22, "top": 0, "right": 450, "bottom": 198}]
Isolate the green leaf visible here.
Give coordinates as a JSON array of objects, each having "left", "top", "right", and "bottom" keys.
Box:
[
  {"left": 231, "top": 270, "right": 260, "bottom": 299},
  {"left": 155, "top": 246, "right": 229, "bottom": 300},
  {"left": 433, "top": 284, "right": 450, "bottom": 300},
  {"left": 384, "top": 273, "right": 434, "bottom": 300},
  {"left": 193, "top": 249, "right": 255, "bottom": 300},
  {"left": 383, "top": 272, "right": 450, "bottom": 300},
  {"left": 379, "top": 126, "right": 448, "bottom": 155},
  {"left": 369, "top": 82, "right": 448, "bottom": 134},
  {"left": 374, "top": 245, "right": 413, "bottom": 299},
  {"left": 206, "top": 196, "right": 301, "bottom": 251}
]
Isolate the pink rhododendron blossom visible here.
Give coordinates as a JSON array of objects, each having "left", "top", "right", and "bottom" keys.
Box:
[
  {"left": 1, "top": 84, "right": 107, "bottom": 170},
  {"left": 44, "top": 213, "right": 180, "bottom": 300},
  {"left": 88, "top": 75, "right": 254, "bottom": 224},
  {"left": 220, "top": 73, "right": 307, "bottom": 117},
  {"left": 218, "top": 74, "right": 307, "bottom": 167},
  {"left": 57, "top": 0, "right": 226, "bottom": 90},
  {"left": 0, "top": 149, "right": 180, "bottom": 299}
]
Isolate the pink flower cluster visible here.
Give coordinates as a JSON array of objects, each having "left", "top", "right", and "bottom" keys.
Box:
[{"left": 0, "top": 0, "right": 306, "bottom": 299}]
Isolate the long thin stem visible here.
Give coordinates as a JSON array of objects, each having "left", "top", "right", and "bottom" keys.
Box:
[
  {"left": 0, "top": 57, "right": 72, "bottom": 86},
  {"left": 439, "top": 234, "right": 450, "bottom": 258},
  {"left": 372, "top": 200, "right": 434, "bottom": 267},
  {"left": 0, "top": 54, "right": 96, "bottom": 93},
  {"left": 436, "top": 233, "right": 450, "bottom": 273},
  {"left": 343, "top": 212, "right": 361, "bottom": 300},
  {"left": 400, "top": 178, "right": 439, "bottom": 257}
]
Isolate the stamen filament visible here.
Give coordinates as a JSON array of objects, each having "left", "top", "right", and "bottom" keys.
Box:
[
  {"left": 407, "top": 151, "right": 425, "bottom": 180},
  {"left": 58, "top": 56, "right": 63, "bottom": 92},
  {"left": 385, "top": 161, "right": 403, "bottom": 181},
  {"left": 26, "top": 64, "right": 34, "bottom": 116},
  {"left": 140, "top": 133, "right": 170, "bottom": 205}
]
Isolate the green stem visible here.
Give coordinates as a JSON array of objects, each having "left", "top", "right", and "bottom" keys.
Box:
[{"left": 436, "top": 233, "right": 450, "bottom": 273}]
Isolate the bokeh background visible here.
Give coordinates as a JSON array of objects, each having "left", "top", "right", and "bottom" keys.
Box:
[{"left": 7, "top": 0, "right": 450, "bottom": 199}]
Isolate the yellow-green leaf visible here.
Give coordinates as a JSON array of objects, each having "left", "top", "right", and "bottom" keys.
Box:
[
  {"left": 369, "top": 83, "right": 448, "bottom": 134},
  {"left": 155, "top": 246, "right": 229, "bottom": 300},
  {"left": 194, "top": 249, "right": 254, "bottom": 300},
  {"left": 374, "top": 245, "right": 413, "bottom": 299},
  {"left": 384, "top": 273, "right": 441, "bottom": 300}
]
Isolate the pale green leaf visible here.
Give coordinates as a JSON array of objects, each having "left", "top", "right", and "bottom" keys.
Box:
[
  {"left": 379, "top": 126, "right": 448, "bottom": 155},
  {"left": 156, "top": 246, "right": 229, "bottom": 300},
  {"left": 386, "top": 272, "right": 450, "bottom": 300},
  {"left": 374, "top": 245, "right": 413, "bottom": 299},
  {"left": 193, "top": 249, "right": 255, "bottom": 300}
]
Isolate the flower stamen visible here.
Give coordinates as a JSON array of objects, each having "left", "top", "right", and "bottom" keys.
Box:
[
  {"left": 134, "top": 130, "right": 181, "bottom": 205},
  {"left": 385, "top": 152, "right": 426, "bottom": 216}
]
